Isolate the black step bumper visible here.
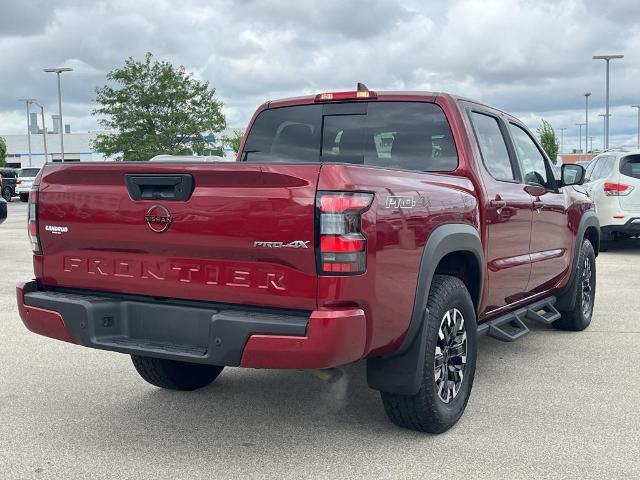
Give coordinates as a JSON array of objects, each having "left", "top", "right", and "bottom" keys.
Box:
[{"left": 17, "top": 281, "right": 308, "bottom": 366}]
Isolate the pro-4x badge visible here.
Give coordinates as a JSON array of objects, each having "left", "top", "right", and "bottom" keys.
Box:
[{"left": 254, "top": 240, "right": 310, "bottom": 249}]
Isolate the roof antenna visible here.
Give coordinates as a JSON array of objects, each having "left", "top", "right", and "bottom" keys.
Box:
[{"left": 356, "top": 82, "right": 369, "bottom": 92}]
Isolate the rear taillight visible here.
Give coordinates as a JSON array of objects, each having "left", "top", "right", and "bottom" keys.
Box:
[
  {"left": 16, "top": 179, "right": 22, "bottom": 184},
  {"left": 316, "top": 192, "right": 373, "bottom": 275},
  {"left": 28, "top": 186, "right": 41, "bottom": 254},
  {"left": 604, "top": 182, "right": 634, "bottom": 196}
]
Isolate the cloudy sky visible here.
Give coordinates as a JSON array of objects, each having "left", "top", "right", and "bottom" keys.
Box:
[{"left": 1, "top": 0, "right": 639, "bottom": 151}]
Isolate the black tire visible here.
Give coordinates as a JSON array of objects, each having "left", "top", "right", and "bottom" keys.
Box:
[
  {"left": 131, "top": 355, "right": 224, "bottom": 391},
  {"left": 1, "top": 187, "right": 12, "bottom": 202},
  {"left": 381, "top": 275, "right": 477, "bottom": 433},
  {"left": 19, "top": 193, "right": 29, "bottom": 202},
  {"left": 554, "top": 239, "right": 596, "bottom": 331}
]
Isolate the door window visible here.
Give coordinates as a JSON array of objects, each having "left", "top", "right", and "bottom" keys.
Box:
[
  {"left": 592, "top": 156, "right": 616, "bottom": 180},
  {"left": 470, "top": 112, "right": 515, "bottom": 181},
  {"left": 584, "top": 158, "right": 600, "bottom": 181},
  {"left": 509, "top": 123, "right": 553, "bottom": 189}
]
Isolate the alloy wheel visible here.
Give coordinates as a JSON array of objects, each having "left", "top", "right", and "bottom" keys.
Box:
[
  {"left": 582, "top": 255, "right": 594, "bottom": 317},
  {"left": 434, "top": 308, "right": 467, "bottom": 404}
]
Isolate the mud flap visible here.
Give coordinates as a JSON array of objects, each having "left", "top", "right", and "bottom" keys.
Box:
[{"left": 366, "top": 309, "right": 428, "bottom": 395}]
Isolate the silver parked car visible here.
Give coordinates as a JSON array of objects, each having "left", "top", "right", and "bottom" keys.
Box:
[
  {"left": 16, "top": 167, "right": 40, "bottom": 202},
  {"left": 583, "top": 151, "right": 640, "bottom": 246}
]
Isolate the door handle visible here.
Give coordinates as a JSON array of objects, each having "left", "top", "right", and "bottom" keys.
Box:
[
  {"left": 490, "top": 199, "right": 507, "bottom": 209},
  {"left": 533, "top": 199, "right": 544, "bottom": 213}
]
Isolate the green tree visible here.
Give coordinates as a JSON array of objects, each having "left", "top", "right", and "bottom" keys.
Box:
[
  {"left": 0, "top": 136, "right": 6, "bottom": 167},
  {"left": 224, "top": 129, "right": 245, "bottom": 155},
  {"left": 93, "top": 52, "right": 226, "bottom": 161},
  {"left": 537, "top": 119, "right": 559, "bottom": 164}
]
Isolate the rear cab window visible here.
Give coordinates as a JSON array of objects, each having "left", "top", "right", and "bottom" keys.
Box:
[{"left": 242, "top": 102, "right": 458, "bottom": 172}]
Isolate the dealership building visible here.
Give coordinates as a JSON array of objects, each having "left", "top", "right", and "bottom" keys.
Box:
[{"left": 2, "top": 120, "right": 241, "bottom": 169}]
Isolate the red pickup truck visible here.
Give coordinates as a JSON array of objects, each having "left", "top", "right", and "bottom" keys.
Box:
[{"left": 16, "top": 88, "right": 599, "bottom": 433}]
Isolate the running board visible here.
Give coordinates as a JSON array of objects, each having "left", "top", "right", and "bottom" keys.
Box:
[
  {"left": 524, "top": 300, "right": 561, "bottom": 325},
  {"left": 478, "top": 297, "right": 559, "bottom": 342}
]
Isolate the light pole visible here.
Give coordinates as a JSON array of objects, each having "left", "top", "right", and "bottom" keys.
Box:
[
  {"left": 576, "top": 123, "right": 586, "bottom": 153},
  {"left": 632, "top": 105, "right": 640, "bottom": 150},
  {"left": 598, "top": 114, "right": 610, "bottom": 150},
  {"left": 584, "top": 92, "right": 591, "bottom": 152},
  {"left": 558, "top": 127, "right": 567, "bottom": 154},
  {"left": 593, "top": 54, "right": 624, "bottom": 150},
  {"left": 43, "top": 67, "right": 73, "bottom": 161},
  {"left": 590, "top": 136, "right": 594, "bottom": 152},
  {"left": 18, "top": 98, "right": 36, "bottom": 167},
  {"left": 32, "top": 101, "right": 48, "bottom": 163}
]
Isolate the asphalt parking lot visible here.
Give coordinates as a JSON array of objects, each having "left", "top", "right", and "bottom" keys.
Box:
[{"left": 1, "top": 200, "right": 639, "bottom": 480}]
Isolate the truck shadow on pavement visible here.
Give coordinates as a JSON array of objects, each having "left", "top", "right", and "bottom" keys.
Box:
[{"left": 68, "top": 337, "right": 527, "bottom": 453}]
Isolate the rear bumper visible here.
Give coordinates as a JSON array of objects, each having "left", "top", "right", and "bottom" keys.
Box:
[
  {"left": 15, "top": 185, "right": 31, "bottom": 194},
  {"left": 16, "top": 281, "right": 366, "bottom": 369},
  {"left": 602, "top": 218, "right": 640, "bottom": 236}
]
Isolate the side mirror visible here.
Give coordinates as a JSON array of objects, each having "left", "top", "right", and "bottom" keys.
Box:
[
  {"left": 561, "top": 164, "right": 585, "bottom": 186},
  {"left": 524, "top": 183, "right": 547, "bottom": 197},
  {"left": 0, "top": 198, "right": 7, "bottom": 224}
]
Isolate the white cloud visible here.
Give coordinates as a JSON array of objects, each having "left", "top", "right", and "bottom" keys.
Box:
[{"left": 0, "top": 0, "right": 639, "bottom": 153}]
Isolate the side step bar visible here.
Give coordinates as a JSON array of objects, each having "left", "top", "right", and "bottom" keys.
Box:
[{"left": 478, "top": 297, "right": 561, "bottom": 342}]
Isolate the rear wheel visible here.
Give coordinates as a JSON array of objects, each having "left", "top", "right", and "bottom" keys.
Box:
[
  {"left": 19, "top": 193, "right": 29, "bottom": 202},
  {"left": 131, "top": 355, "right": 224, "bottom": 391},
  {"left": 381, "top": 275, "right": 477, "bottom": 433},
  {"left": 554, "top": 239, "right": 596, "bottom": 331},
  {"left": 1, "top": 187, "right": 11, "bottom": 202}
]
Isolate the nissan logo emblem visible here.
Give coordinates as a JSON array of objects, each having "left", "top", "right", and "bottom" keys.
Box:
[{"left": 145, "top": 205, "right": 173, "bottom": 233}]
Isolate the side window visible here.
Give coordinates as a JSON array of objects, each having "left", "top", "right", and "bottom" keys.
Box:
[
  {"left": 470, "top": 112, "right": 515, "bottom": 181},
  {"left": 590, "top": 157, "right": 610, "bottom": 180},
  {"left": 509, "top": 123, "right": 553, "bottom": 189},
  {"left": 620, "top": 154, "right": 640, "bottom": 179},
  {"left": 584, "top": 158, "right": 599, "bottom": 181},
  {"left": 595, "top": 156, "right": 615, "bottom": 180}
]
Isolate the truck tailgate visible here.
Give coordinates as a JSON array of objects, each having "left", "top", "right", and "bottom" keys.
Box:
[{"left": 37, "top": 163, "right": 320, "bottom": 311}]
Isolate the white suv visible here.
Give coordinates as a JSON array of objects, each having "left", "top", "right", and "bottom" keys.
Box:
[
  {"left": 15, "top": 167, "right": 40, "bottom": 202},
  {"left": 583, "top": 151, "right": 640, "bottom": 245}
]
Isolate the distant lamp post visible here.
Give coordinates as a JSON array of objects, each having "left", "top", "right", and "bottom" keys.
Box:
[
  {"left": 32, "top": 101, "right": 48, "bottom": 163},
  {"left": 43, "top": 67, "right": 73, "bottom": 161},
  {"left": 632, "top": 105, "right": 640, "bottom": 150},
  {"left": 576, "top": 123, "right": 586, "bottom": 153},
  {"left": 558, "top": 127, "right": 567, "bottom": 155},
  {"left": 593, "top": 54, "right": 624, "bottom": 149},
  {"left": 17, "top": 98, "right": 36, "bottom": 167},
  {"left": 584, "top": 93, "right": 591, "bottom": 152},
  {"left": 598, "top": 114, "right": 610, "bottom": 150}
]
